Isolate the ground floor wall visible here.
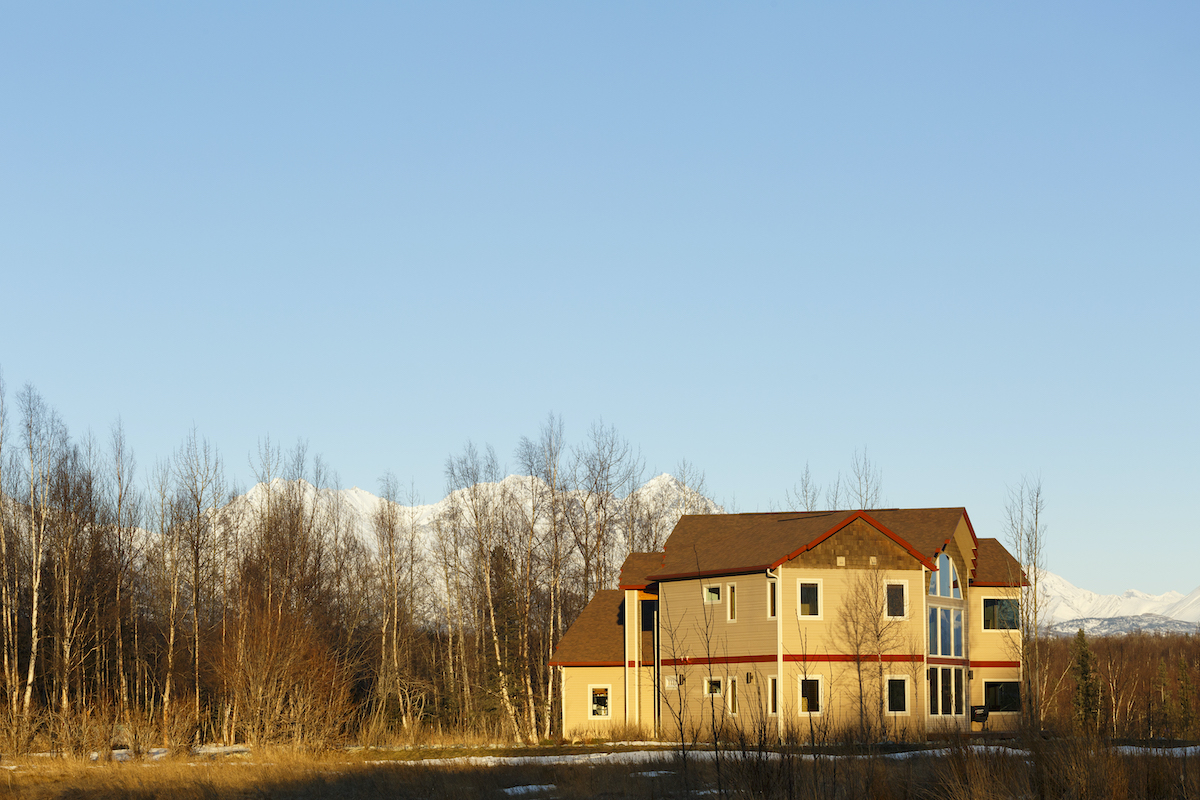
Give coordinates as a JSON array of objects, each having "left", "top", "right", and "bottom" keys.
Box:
[
  {"left": 563, "top": 658, "right": 1020, "bottom": 740},
  {"left": 561, "top": 666, "right": 626, "bottom": 738}
]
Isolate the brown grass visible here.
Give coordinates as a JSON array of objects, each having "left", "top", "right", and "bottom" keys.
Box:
[{"left": 3, "top": 739, "right": 1200, "bottom": 800}]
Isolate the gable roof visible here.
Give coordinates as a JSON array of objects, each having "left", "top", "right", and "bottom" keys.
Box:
[
  {"left": 650, "top": 508, "right": 974, "bottom": 581},
  {"left": 618, "top": 552, "right": 666, "bottom": 590},
  {"left": 548, "top": 590, "right": 624, "bottom": 666},
  {"left": 970, "top": 538, "right": 1027, "bottom": 586}
]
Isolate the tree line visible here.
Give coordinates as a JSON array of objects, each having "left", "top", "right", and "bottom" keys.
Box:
[{"left": 0, "top": 375, "right": 714, "bottom": 752}]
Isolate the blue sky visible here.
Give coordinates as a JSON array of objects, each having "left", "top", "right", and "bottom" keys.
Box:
[{"left": 1, "top": 2, "right": 1196, "bottom": 596}]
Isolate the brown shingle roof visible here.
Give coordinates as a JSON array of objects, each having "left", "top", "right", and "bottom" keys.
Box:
[
  {"left": 651, "top": 508, "right": 972, "bottom": 580},
  {"left": 548, "top": 590, "right": 625, "bottom": 666},
  {"left": 971, "top": 538, "right": 1027, "bottom": 586},
  {"left": 618, "top": 552, "right": 666, "bottom": 589}
]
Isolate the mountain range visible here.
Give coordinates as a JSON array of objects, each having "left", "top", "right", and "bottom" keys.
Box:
[{"left": 227, "top": 478, "right": 1197, "bottom": 636}]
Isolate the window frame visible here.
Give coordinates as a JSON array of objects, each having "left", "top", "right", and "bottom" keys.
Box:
[
  {"left": 885, "top": 579, "right": 909, "bottom": 620},
  {"left": 928, "top": 605, "right": 964, "bottom": 657},
  {"left": 703, "top": 676, "right": 723, "bottom": 698},
  {"left": 768, "top": 675, "right": 778, "bottom": 716},
  {"left": 664, "top": 674, "right": 678, "bottom": 691},
  {"left": 982, "top": 597, "right": 1020, "bottom": 631},
  {"left": 727, "top": 676, "right": 739, "bottom": 715},
  {"left": 588, "top": 684, "right": 612, "bottom": 720},
  {"left": 703, "top": 583, "right": 722, "bottom": 605},
  {"left": 885, "top": 674, "right": 910, "bottom": 716},
  {"left": 798, "top": 674, "right": 824, "bottom": 716},
  {"left": 796, "top": 578, "right": 823, "bottom": 621},
  {"left": 767, "top": 580, "right": 777, "bottom": 620},
  {"left": 727, "top": 582, "right": 737, "bottom": 622}
]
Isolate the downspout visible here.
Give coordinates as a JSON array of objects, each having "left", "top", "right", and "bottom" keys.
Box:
[{"left": 767, "top": 566, "right": 782, "bottom": 741}]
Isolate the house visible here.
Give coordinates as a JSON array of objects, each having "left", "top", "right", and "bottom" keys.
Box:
[{"left": 549, "top": 508, "right": 1024, "bottom": 739}]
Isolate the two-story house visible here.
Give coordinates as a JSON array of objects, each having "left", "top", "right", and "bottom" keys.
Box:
[{"left": 549, "top": 508, "right": 1024, "bottom": 739}]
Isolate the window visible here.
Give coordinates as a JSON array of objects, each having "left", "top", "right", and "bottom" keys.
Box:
[
  {"left": 704, "top": 677, "right": 723, "bottom": 697},
  {"left": 728, "top": 677, "right": 739, "bottom": 714},
  {"left": 929, "top": 552, "right": 961, "bottom": 599},
  {"left": 985, "top": 681, "right": 1021, "bottom": 713},
  {"left": 887, "top": 677, "right": 908, "bottom": 714},
  {"left": 704, "top": 584, "right": 721, "bottom": 605},
  {"left": 799, "top": 677, "right": 821, "bottom": 714},
  {"left": 664, "top": 674, "right": 678, "bottom": 691},
  {"left": 983, "top": 598, "right": 1019, "bottom": 630},
  {"left": 928, "top": 607, "right": 963, "bottom": 657},
  {"left": 927, "top": 668, "right": 964, "bottom": 716},
  {"left": 798, "top": 580, "right": 821, "bottom": 619},
  {"left": 886, "top": 583, "right": 906, "bottom": 618},
  {"left": 768, "top": 581, "right": 777, "bottom": 619},
  {"left": 727, "top": 583, "right": 737, "bottom": 622},
  {"left": 768, "top": 676, "right": 778, "bottom": 715},
  {"left": 589, "top": 685, "right": 610, "bottom": 719}
]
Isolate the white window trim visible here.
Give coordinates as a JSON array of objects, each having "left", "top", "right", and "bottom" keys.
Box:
[
  {"left": 703, "top": 582, "right": 721, "bottom": 605},
  {"left": 703, "top": 675, "right": 723, "bottom": 697},
  {"left": 727, "top": 582, "right": 738, "bottom": 622},
  {"left": 664, "top": 674, "right": 678, "bottom": 691},
  {"left": 980, "top": 596, "right": 1020, "bottom": 632},
  {"left": 797, "top": 673, "right": 824, "bottom": 717},
  {"left": 796, "top": 577, "right": 824, "bottom": 621},
  {"left": 885, "top": 579, "right": 909, "bottom": 620},
  {"left": 884, "top": 674, "right": 911, "bottom": 717},
  {"left": 588, "top": 684, "right": 612, "bottom": 720},
  {"left": 767, "top": 580, "right": 778, "bottom": 620},
  {"left": 727, "top": 676, "right": 739, "bottom": 715},
  {"left": 768, "top": 675, "right": 779, "bottom": 716}
]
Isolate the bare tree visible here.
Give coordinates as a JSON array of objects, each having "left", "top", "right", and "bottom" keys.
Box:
[
  {"left": 445, "top": 442, "right": 523, "bottom": 739},
  {"left": 174, "top": 429, "right": 223, "bottom": 739},
  {"left": 836, "top": 566, "right": 904, "bottom": 740},
  {"left": 18, "top": 384, "right": 66, "bottom": 721},
  {"left": 785, "top": 462, "right": 822, "bottom": 511},
  {"left": 566, "top": 421, "right": 639, "bottom": 598},
  {"left": 849, "top": 448, "right": 883, "bottom": 510},
  {"left": 1006, "top": 475, "right": 1047, "bottom": 730}
]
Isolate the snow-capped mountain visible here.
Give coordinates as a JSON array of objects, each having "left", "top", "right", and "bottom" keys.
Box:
[{"left": 1039, "top": 570, "right": 1200, "bottom": 635}]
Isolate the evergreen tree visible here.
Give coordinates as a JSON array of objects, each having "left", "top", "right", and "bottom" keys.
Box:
[
  {"left": 1178, "top": 655, "right": 1195, "bottom": 740},
  {"left": 1071, "top": 629, "right": 1101, "bottom": 734}
]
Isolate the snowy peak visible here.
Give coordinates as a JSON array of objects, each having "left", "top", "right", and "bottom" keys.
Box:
[{"left": 1040, "top": 568, "right": 1200, "bottom": 635}]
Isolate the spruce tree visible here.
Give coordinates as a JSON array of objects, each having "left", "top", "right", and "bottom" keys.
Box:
[{"left": 1071, "top": 629, "right": 1100, "bottom": 734}]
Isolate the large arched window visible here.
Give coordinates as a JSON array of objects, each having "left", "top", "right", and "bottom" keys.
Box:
[{"left": 928, "top": 551, "right": 961, "bottom": 599}]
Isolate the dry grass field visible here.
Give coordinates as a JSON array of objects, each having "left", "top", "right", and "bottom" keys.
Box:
[{"left": 1, "top": 738, "right": 1199, "bottom": 799}]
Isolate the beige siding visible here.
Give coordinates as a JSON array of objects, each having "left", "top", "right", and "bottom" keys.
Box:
[
  {"left": 659, "top": 574, "right": 777, "bottom": 665},
  {"left": 562, "top": 666, "right": 625, "bottom": 737}
]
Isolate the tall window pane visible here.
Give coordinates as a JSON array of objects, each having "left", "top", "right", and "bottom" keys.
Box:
[
  {"left": 938, "top": 554, "right": 950, "bottom": 597},
  {"left": 953, "top": 610, "right": 963, "bottom": 657},
  {"left": 928, "top": 607, "right": 938, "bottom": 655},
  {"left": 940, "top": 609, "right": 951, "bottom": 656}
]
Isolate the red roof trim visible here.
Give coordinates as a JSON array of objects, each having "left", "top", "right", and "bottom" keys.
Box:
[{"left": 770, "top": 511, "right": 938, "bottom": 571}]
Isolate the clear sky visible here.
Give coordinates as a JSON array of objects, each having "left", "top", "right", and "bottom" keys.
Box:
[{"left": 1, "top": 2, "right": 1196, "bottom": 596}]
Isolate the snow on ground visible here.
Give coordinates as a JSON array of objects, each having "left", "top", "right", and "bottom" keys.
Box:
[{"left": 500, "top": 785, "right": 556, "bottom": 796}]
